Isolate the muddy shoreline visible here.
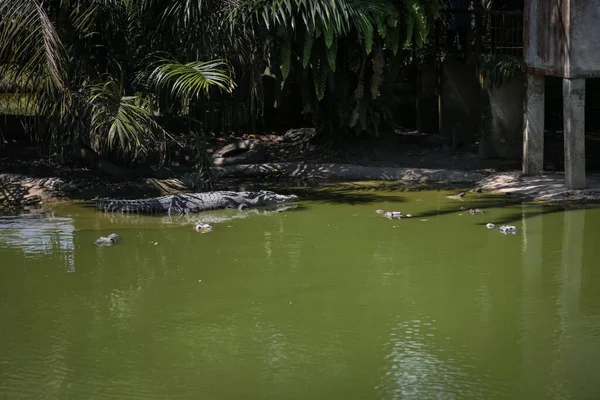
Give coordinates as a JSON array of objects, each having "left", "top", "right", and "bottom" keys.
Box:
[
  {"left": 4, "top": 163, "right": 600, "bottom": 214},
  {"left": 3, "top": 133, "right": 600, "bottom": 212}
]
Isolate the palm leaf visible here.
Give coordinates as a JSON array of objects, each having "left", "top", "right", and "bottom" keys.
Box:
[
  {"left": 302, "top": 29, "right": 314, "bottom": 68},
  {"left": 149, "top": 57, "right": 235, "bottom": 102},
  {"left": 311, "top": 61, "right": 328, "bottom": 101},
  {"left": 90, "top": 73, "right": 166, "bottom": 158},
  {"left": 0, "top": 0, "right": 66, "bottom": 92},
  {"left": 325, "top": 38, "right": 337, "bottom": 72},
  {"left": 279, "top": 34, "right": 292, "bottom": 80}
]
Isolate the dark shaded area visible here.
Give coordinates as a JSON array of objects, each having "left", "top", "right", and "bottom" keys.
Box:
[
  {"left": 236, "top": 186, "right": 599, "bottom": 224},
  {"left": 542, "top": 77, "right": 600, "bottom": 171},
  {"left": 409, "top": 193, "right": 599, "bottom": 225},
  {"left": 290, "top": 187, "right": 407, "bottom": 206}
]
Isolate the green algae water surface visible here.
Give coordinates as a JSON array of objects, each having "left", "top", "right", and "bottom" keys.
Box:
[{"left": 1, "top": 187, "right": 600, "bottom": 400}]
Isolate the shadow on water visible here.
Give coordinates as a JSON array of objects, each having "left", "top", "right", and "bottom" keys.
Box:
[
  {"left": 293, "top": 187, "right": 407, "bottom": 205},
  {"left": 413, "top": 193, "right": 600, "bottom": 225},
  {"left": 475, "top": 203, "right": 596, "bottom": 226},
  {"left": 73, "top": 182, "right": 600, "bottom": 225}
]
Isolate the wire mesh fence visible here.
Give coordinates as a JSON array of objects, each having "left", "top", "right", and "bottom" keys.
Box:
[{"left": 437, "top": 6, "right": 523, "bottom": 61}]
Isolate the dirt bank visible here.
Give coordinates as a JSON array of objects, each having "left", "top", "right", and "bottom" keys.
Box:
[
  {"left": 4, "top": 128, "right": 599, "bottom": 211},
  {"left": 475, "top": 171, "right": 600, "bottom": 202}
]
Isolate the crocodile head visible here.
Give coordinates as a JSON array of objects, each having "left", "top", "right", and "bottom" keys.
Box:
[
  {"left": 94, "top": 233, "right": 120, "bottom": 246},
  {"left": 263, "top": 190, "right": 298, "bottom": 202},
  {"left": 243, "top": 190, "right": 298, "bottom": 206}
]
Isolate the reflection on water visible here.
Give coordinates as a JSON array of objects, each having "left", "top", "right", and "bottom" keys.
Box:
[
  {"left": 0, "top": 212, "right": 75, "bottom": 272},
  {"left": 0, "top": 213, "right": 74, "bottom": 254},
  {"left": 94, "top": 204, "right": 299, "bottom": 226},
  {"left": 1, "top": 192, "right": 600, "bottom": 400},
  {"left": 377, "top": 315, "right": 489, "bottom": 400}
]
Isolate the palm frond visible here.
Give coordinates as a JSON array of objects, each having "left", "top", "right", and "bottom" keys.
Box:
[
  {"left": 148, "top": 57, "right": 235, "bottom": 102},
  {"left": 90, "top": 73, "right": 166, "bottom": 160},
  {"left": 0, "top": 0, "right": 66, "bottom": 92}
]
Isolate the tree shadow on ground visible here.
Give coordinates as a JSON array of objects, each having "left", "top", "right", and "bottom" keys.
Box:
[{"left": 315, "top": 181, "right": 472, "bottom": 192}]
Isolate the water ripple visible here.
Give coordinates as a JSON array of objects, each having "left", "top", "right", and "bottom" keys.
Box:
[
  {"left": 0, "top": 213, "right": 75, "bottom": 270},
  {"left": 376, "top": 316, "right": 496, "bottom": 400}
]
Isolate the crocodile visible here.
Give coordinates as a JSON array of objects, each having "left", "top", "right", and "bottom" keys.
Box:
[
  {"left": 384, "top": 211, "right": 403, "bottom": 220},
  {"left": 95, "top": 190, "right": 298, "bottom": 215},
  {"left": 377, "top": 210, "right": 412, "bottom": 220},
  {"left": 498, "top": 225, "right": 518, "bottom": 235},
  {"left": 195, "top": 223, "right": 214, "bottom": 232},
  {"left": 447, "top": 192, "right": 466, "bottom": 200},
  {"left": 94, "top": 233, "right": 120, "bottom": 246}
]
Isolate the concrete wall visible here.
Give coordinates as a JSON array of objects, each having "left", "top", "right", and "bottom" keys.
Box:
[
  {"left": 441, "top": 61, "right": 481, "bottom": 147},
  {"left": 524, "top": 0, "right": 568, "bottom": 76},
  {"left": 525, "top": 0, "right": 600, "bottom": 78},
  {"left": 570, "top": 1, "right": 600, "bottom": 77},
  {"left": 415, "top": 60, "right": 490, "bottom": 150},
  {"left": 414, "top": 60, "right": 526, "bottom": 160},
  {"left": 416, "top": 61, "right": 439, "bottom": 133},
  {"left": 479, "top": 72, "right": 525, "bottom": 160}
]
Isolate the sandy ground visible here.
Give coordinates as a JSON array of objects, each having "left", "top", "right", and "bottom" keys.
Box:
[{"left": 475, "top": 171, "right": 600, "bottom": 202}]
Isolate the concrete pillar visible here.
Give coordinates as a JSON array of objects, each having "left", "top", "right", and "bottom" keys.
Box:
[
  {"left": 563, "top": 78, "right": 586, "bottom": 190},
  {"left": 523, "top": 74, "right": 545, "bottom": 175}
]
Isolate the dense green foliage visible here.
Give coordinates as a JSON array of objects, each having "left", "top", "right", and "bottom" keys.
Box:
[
  {"left": 232, "top": 0, "right": 439, "bottom": 136},
  {"left": 480, "top": 54, "right": 523, "bottom": 88},
  {"left": 0, "top": 0, "right": 440, "bottom": 173}
]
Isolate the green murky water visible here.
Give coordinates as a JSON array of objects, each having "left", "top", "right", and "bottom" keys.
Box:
[{"left": 1, "top": 187, "right": 600, "bottom": 400}]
